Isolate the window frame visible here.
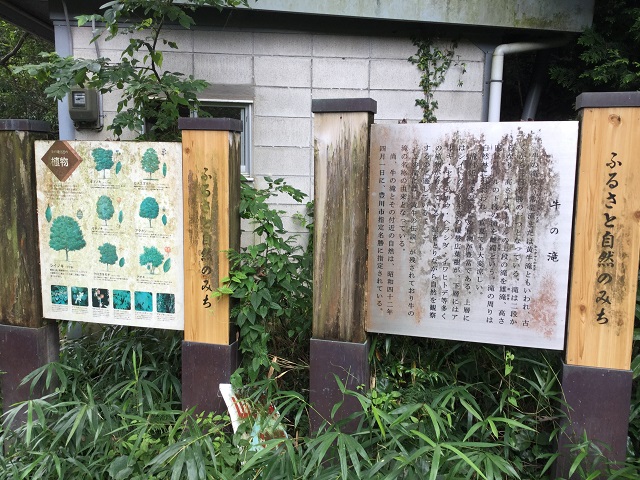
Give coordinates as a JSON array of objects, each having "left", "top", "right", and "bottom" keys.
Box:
[{"left": 193, "top": 99, "right": 253, "bottom": 178}]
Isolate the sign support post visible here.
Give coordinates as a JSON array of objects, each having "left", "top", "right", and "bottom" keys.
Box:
[
  {"left": 310, "top": 98, "right": 376, "bottom": 430},
  {"left": 556, "top": 92, "right": 640, "bottom": 476},
  {"left": 0, "top": 120, "right": 59, "bottom": 425},
  {"left": 179, "top": 118, "right": 242, "bottom": 414}
]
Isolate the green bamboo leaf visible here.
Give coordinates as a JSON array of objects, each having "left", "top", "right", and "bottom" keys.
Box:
[
  {"left": 569, "top": 450, "right": 588, "bottom": 478},
  {"left": 171, "top": 449, "right": 186, "bottom": 480},
  {"left": 487, "top": 418, "right": 499, "bottom": 439},
  {"left": 441, "top": 444, "right": 488, "bottom": 480},
  {"left": 338, "top": 435, "right": 348, "bottom": 480},
  {"left": 429, "top": 445, "right": 441, "bottom": 480}
]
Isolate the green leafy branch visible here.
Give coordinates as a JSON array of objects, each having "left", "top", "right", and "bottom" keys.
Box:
[
  {"left": 214, "top": 177, "right": 313, "bottom": 384},
  {"left": 408, "top": 38, "right": 465, "bottom": 123},
  {"left": 12, "top": 0, "right": 248, "bottom": 139}
]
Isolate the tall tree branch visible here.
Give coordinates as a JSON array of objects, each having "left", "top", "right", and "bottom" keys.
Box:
[{"left": 0, "top": 32, "right": 29, "bottom": 68}]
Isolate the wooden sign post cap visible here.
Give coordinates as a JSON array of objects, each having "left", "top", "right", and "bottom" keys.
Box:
[
  {"left": 178, "top": 117, "right": 242, "bottom": 132},
  {"left": 576, "top": 92, "right": 640, "bottom": 110},
  {"left": 312, "top": 98, "right": 377, "bottom": 114},
  {"left": 0, "top": 119, "right": 50, "bottom": 133}
]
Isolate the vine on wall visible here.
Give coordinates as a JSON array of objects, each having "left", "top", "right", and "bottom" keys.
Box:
[{"left": 408, "top": 38, "right": 466, "bottom": 123}]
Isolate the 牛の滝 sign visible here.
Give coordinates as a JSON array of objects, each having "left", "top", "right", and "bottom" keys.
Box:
[
  {"left": 36, "top": 140, "right": 184, "bottom": 330},
  {"left": 367, "top": 122, "right": 578, "bottom": 349}
]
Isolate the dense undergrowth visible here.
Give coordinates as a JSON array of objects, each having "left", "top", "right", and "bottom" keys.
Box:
[{"left": 1, "top": 179, "right": 640, "bottom": 479}]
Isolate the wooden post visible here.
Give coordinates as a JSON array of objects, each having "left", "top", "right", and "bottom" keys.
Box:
[
  {"left": 179, "top": 118, "right": 241, "bottom": 414},
  {"left": 556, "top": 92, "right": 640, "bottom": 477},
  {"left": 0, "top": 119, "right": 59, "bottom": 424},
  {"left": 310, "top": 98, "right": 376, "bottom": 430}
]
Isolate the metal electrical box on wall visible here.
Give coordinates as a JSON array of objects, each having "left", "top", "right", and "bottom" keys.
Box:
[{"left": 68, "top": 89, "right": 99, "bottom": 123}]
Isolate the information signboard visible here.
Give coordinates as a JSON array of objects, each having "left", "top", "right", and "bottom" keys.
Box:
[
  {"left": 36, "top": 141, "right": 184, "bottom": 330},
  {"left": 367, "top": 122, "right": 578, "bottom": 349}
]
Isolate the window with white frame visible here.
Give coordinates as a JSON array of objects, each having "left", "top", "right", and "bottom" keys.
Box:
[{"left": 195, "top": 101, "right": 253, "bottom": 177}]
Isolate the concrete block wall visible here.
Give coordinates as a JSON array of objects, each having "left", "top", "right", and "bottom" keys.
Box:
[{"left": 69, "top": 26, "right": 486, "bottom": 245}]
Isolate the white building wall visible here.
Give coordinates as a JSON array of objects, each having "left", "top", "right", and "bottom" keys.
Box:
[{"left": 70, "top": 26, "right": 486, "bottom": 244}]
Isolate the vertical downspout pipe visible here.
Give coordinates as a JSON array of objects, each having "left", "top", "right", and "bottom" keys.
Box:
[
  {"left": 487, "top": 39, "right": 568, "bottom": 122},
  {"left": 54, "top": 0, "right": 75, "bottom": 139},
  {"left": 521, "top": 51, "right": 550, "bottom": 121}
]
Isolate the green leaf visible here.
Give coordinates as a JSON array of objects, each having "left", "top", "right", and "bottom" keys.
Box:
[
  {"left": 108, "top": 456, "right": 133, "bottom": 480},
  {"left": 569, "top": 449, "right": 588, "bottom": 478},
  {"left": 250, "top": 291, "right": 261, "bottom": 311},
  {"left": 163, "top": 258, "right": 171, "bottom": 273}
]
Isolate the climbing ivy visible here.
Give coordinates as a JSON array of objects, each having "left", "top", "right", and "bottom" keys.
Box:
[{"left": 408, "top": 38, "right": 465, "bottom": 123}]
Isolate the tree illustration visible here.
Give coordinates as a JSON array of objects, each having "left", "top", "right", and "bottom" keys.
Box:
[
  {"left": 98, "top": 243, "right": 118, "bottom": 270},
  {"left": 139, "top": 196, "right": 159, "bottom": 227},
  {"left": 49, "top": 215, "right": 86, "bottom": 261},
  {"left": 92, "top": 148, "right": 114, "bottom": 179},
  {"left": 139, "top": 246, "right": 164, "bottom": 274},
  {"left": 96, "top": 195, "right": 115, "bottom": 226},
  {"left": 141, "top": 148, "right": 159, "bottom": 179}
]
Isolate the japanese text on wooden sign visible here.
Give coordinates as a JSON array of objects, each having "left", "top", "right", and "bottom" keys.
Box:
[
  {"left": 366, "top": 122, "right": 578, "bottom": 349},
  {"left": 593, "top": 151, "right": 622, "bottom": 326}
]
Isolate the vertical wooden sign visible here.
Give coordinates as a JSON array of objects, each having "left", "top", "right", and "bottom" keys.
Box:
[
  {"left": 180, "top": 118, "right": 241, "bottom": 345},
  {"left": 310, "top": 98, "right": 376, "bottom": 432},
  {"left": 0, "top": 120, "right": 50, "bottom": 328},
  {"left": 566, "top": 93, "right": 640, "bottom": 370},
  {"left": 313, "top": 99, "right": 376, "bottom": 343}
]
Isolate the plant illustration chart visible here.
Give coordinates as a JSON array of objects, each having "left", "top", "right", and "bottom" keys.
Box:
[{"left": 36, "top": 141, "right": 184, "bottom": 330}]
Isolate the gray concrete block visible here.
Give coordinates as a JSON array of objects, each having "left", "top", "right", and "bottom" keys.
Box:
[
  {"left": 432, "top": 91, "right": 484, "bottom": 121},
  {"left": 254, "top": 116, "right": 311, "bottom": 147},
  {"left": 254, "top": 32, "right": 313, "bottom": 56},
  {"left": 255, "top": 87, "right": 311, "bottom": 117},
  {"left": 73, "top": 48, "right": 98, "bottom": 60},
  {"left": 194, "top": 54, "right": 253, "bottom": 84},
  {"left": 255, "top": 56, "right": 312, "bottom": 87},
  {"left": 370, "top": 59, "right": 422, "bottom": 90},
  {"left": 276, "top": 204, "right": 313, "bottom": 234},
  {"left": 193, "top": 29, "right": 253, "bottom": 54},
  {"left": 160, "top": 51, "right": 194, "bottom": 76},
  {"left": 312, "top": 58, "right": 369, "bottom": 89},
  {"left": 253, "top": 146, "right": 312, "bottom": 177},
  {"left": 453, "top": 40, "right": 486, "bottom": 62},
  {"left": 75, "top": 111, "right": 139, "bottom": 141},
  {"left": 371, "top": 89, "right": 424, "bottom": 122},
  {"left": 313, "top": 34, "right": 371, "bottom": 58},
  {"left": 241, "top": 230, "right": 257, "bottom": 248},
  {"left": 371, "top": 37, "right": 417, "bottom": 59},
  {"left": 311, "top": 89, "right": 371, "bottom": 100},
  {"left": 435, "top": 61, "right": 484, "bottom": 92},
  {"left": 73, "top": 26, "right": 194, "bottom": 53},
  {"left": 99, "top": 90, "right": 124, "bottom": 113}
]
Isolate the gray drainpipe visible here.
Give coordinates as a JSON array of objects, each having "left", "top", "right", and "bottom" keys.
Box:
[
  {"left": 54, "top": 0, "right": 75, "bottom": 140},
  {"left": 53, "top": 0, "right": 76, "bottom": 140},
  {"left": 520, "top": 51, "right": 550, "bottom": 121},
  {"left": 487, "top": 39, "right": 568, "bottom": 122}
]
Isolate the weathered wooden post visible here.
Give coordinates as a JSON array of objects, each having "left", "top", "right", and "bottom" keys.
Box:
[
  {"left": 179, "top": 118, "right": 242, "bottom": 414},
  {"left": 0, "top": 119, "right": 59, "bottom": 422},
  {"left": 556, "top": 92, "right": 640, "bottom": 476},
  {"left": 310, "top": 98, "right": 376, "bottom": 430}
]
